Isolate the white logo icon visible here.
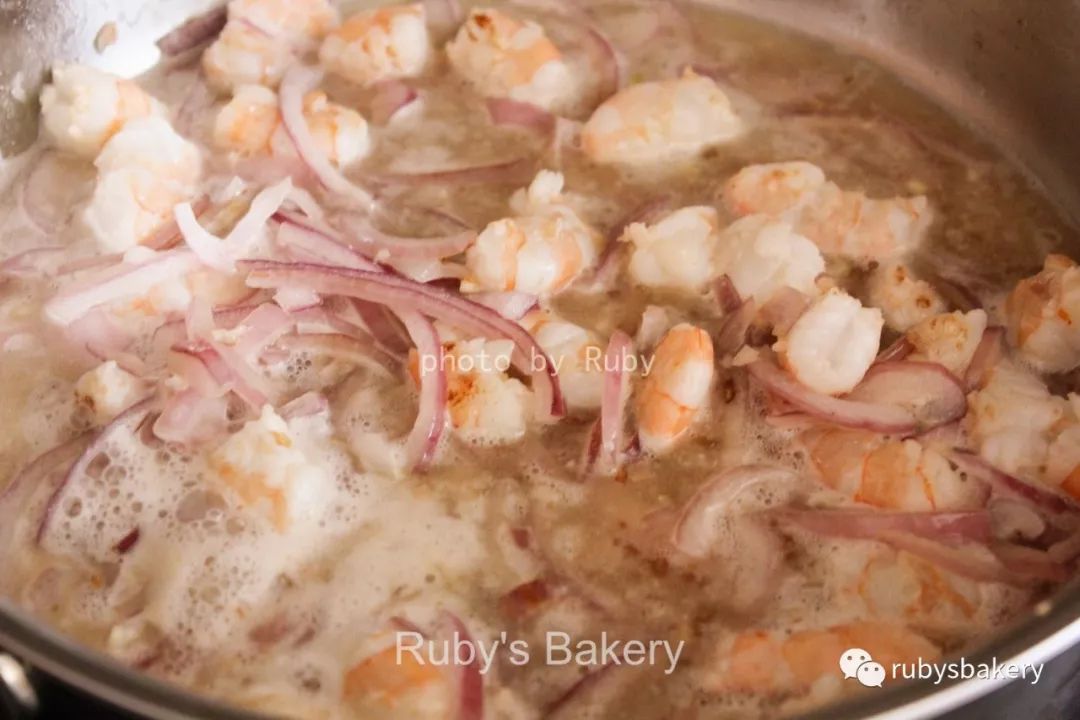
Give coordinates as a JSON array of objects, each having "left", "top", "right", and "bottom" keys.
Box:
[{"left": 840, "top": 648, "right": 885, "bottom": 688}]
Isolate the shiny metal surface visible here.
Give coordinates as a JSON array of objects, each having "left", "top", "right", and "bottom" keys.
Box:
[
  {"left": 2, "top": 1, "right": 1080, "bottom": 718},
  {"left": 0, "top": 651, "right": 39, "bottom": 716}
]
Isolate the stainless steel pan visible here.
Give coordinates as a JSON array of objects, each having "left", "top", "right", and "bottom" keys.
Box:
[{"left": 2, "top": 1, "right": 1080, "bottom": 718}]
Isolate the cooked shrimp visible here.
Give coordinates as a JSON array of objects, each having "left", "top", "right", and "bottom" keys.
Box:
[
  {"left": 344, "top": 642, "right": 449, "bottom": 716},
  {"left": 520, "top": 309, "right": 604, "bottom": 411},
  {"left": 74, "top": 361, "right": 149, "bottom": 425},
  {"left": 722, "top": 161, "right": 826, "bottom": 217},
  {"left": 463, "top": 172, "right": 601, "bottom": 296},
  {"left": 214, "top": 85, "right": 370, "bottom": 166},
  {"left": 966, "top": 358, "right": 1069, "bottom": 481},
  {"left": 202, "top": 21, "right": 295, "bottom": 94},
  {"left": 714, "top": 214, "right": 825, "bottom": 305},
  {"left": 320, "top": 4, "right": 430, "bottom": 87},
  {"left": 107, "top": 261, "right": 250, "bottom": 330},
  {"left": 722, "top": 162, "right": 933, "bottom": 262},
  {"left": 581, "top": 70, "right": 741, "bottom": 165},
  {"left": 825, "top": 546, "right": 989, "bottom": 634},
  {"left": 636, "top": 323, "right": 714, "bottom": 454},
  {"left": 83, "top": 117, "right": 202, "bottom": 253},
  {"left": 866, "top": 262, "right": 948, "bottom": 332},
  {"left": 1047, "top": 402, "right": 1080, "bottom": 501},
  {"left": 438, "top": 338, "right": 533, "bottom": 444},
  {"left": 446, "top": 7, "right": 573, "bottom": 112},
  {"left": 227, "top": 0, "right": 337, "bottom": 44},
  {"left": 622, "top": 206, "right": 720, "bottom": 291},
  {"left": 801, "top": 428, "right": 989, "bottom": 511},
  {"left": 1004, "top": 254, "right": 1080, "bottom": 373},
  {"left": 208, "top": 405, "right": 333, "bottom": 533},
  {"left": 777, "top": 290, "right": 883, "bottom": 395},
  {"left": 905, "top": 309, "right": 988, "bottom": 377},
  {"left": 705, "top": 621, "right": 939, "bottom": 696},
  {"left": 39, "top": 63, "right": 164, "bottom": 159}
]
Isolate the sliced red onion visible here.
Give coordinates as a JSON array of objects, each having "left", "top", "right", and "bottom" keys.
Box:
[
  {"left": 55, "top": 253, "right": 124, "bottom": 277},
  {"left": 433, "top": 611, "right": 484, "bottom": 720},
  {"left": 877, "top": 531, "right": 1063, "bottom": 586},
  {"left": 337, "top": 214, "right": 477, "bottom": 261},
  {"left": 574, "top": 241, "right": 624, "bottom": 294},
  {"left": 185, "top": 296, "right": 215, "bottom": 342},
  {"left": 168, "top": 343, "right": 233, "bottom": 398},
  {"left": 280, "top": 391, "right": 329, "bottom": 419},
  {"left": 273, "top": 286, "right": 321, "bottom": 312},
  {"left": 176, "top": 178, "right": 292, "bottom": 272},
  {"left": 875, "top": 336, "right": 915, "bottom": 364},
  {"left": 747, "top": 357, "right": 917, "bottom": 434},
  {"left": 276, "top": 332, "right": 398, "bottom": 376},
  {"left": 757, "top": 287, "right": 811, "bottom": 337},
  {"left": 575, "top": 197, "right": 671, "bottom": 294},
  {"left": 279, "top": 66, "right": 375, "bottom": 208},
  {"left": 64, "top": 306, "right": 134, "bottom": 363},
  {"left": 291, "top": 300, "right": 383, "bottom": 343},
  {"left": 240, "top": 260, "right": 565, "bottom": 419},
  {"left": 949, "top": 449, "right": 1078, "bottom": 515},
  {"left": 916, "top": 420, "right": 964, "bottom": 448},
  {"left": 283, "top": 186, "right": 325, "bottom": 221},
  {"left": 583, "top": 26, "right": 624, "bottom": 99},
  {"left": 396, "top": 310, "right": 447, "bottom": 471},
  {"left": 350, "top": 300, "right": 412, "bottom": 357},
  {"left": 153, "top": 389, "right": 228, "bottom": 446},
  {"left": 0, "top": 433, "right": 92, "bottom": 508},
  {"left": 374, "top": 157, "right": 536, "bottom": 187},
  {"left": 486, "top": 98, "right": 556, "bottom": 134},
  {"left": 45, "top": 250, "right": 199, "bottom": 326},
  {"left": 36, "top": 397, "right": 155, "bottom": 545},
  {"left": 674, "top": 466, "right": 803, "bottom": 558},
  {"left": 156, "top": 6, "right": 227, "bottom": 55},
  {"left": 634, "top": 305, "right": 671, "bottom": 352},
  {"left": 988, "top": 498, "right": 1046, "bottom": 542},
  {"left": 775, "top": 508, "right": 1050, "bottom": 585},
  {"left": 548, "top": 116, "right": 581, "bottom": 169},
  {"left": 275, "top": 212, "right": 385, "bottom": 272},
  {"left": 0, "top": 246, "right": 67, "bottom": 279},
  {"left": 925, "top": 270, "right": 982, "bottom": 313},
  {"left": 466, "top": 291, "right": 538, "bottom": 320},
  {"left": 234, "top": 154, "right": 315, "bottom": 188},
  {"left": 153, "top": 302, "right": 262, "bottom": 354},
  {"left": 169, "top": 339, "right": 275, "bottom": 408},
  {"left": 145, "top": 195, "right": 211, "bottom": 250},
  {"left": 715, "top": 298, "right": 756, "bottom": 357},
  {"left": 774, "top": 508, "right": 993, "bottom": 545},
  {"left": 992, "top": 542, "right": 1070, "bottom": 583},
  {"left": 963, "top": 325, "right": 1004, "bottom": 390},
  {"left": 846, "top": 360, "right": 967, "bottom": 432},
  {"left": 370, "top": 79, "right": 421, "bottom": 125},
  {"left": 713, "top": 274, "right": 742, "bottom": 314},
  {"left": 175, "top": 204, "right": 233, "bottom": 272},
  {"left": 545, "top": 665, "right": 627, "bottom": 719},
  {"left": 382, "top": 203, "right": 474, "bottom": 234},
  {"left": 588, "top": 330, "right": 632, "bottom": 476},
  {"left": 113, "top": 527, "right": 141, "bottom": 554},
  {"left": 209, "top": 340, "right": 277, "bottom": 408},
  {"left": 498, "top": 578, "right": 553, "bottom": 619},
  {"left": 232, "top": 302, "right": 294, "bottom": 358},
  {"left": 1048, "top": 530, "right": 1080, "bottom": 564}
]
